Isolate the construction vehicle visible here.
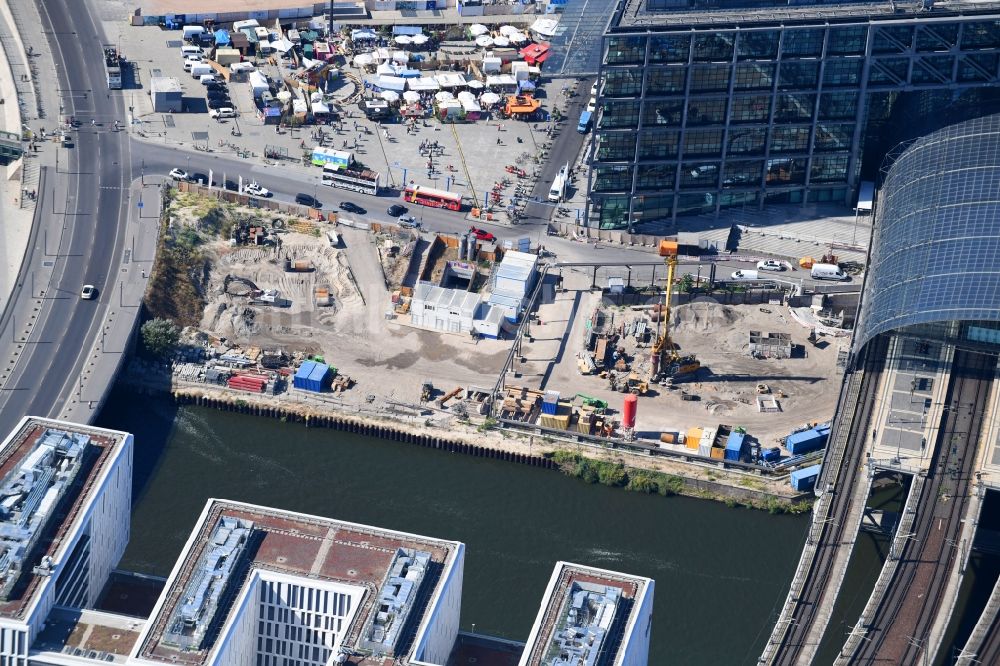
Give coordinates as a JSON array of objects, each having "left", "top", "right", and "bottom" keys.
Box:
[
  {"left": 624, "top": 372, "right": 649, "bottom": 395},
  {"left": 651, "top": 241, "right": 701, "bottom": 381},
  {"left": 575, "top": 394, "right": 608, "bottom": 410},
  {"left": 420, "top": 380, "right": 434, "bottom": 402}
]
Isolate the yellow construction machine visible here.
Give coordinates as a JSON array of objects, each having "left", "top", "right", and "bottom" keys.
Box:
[{"left": 651, "top": 241, "right": 700, "bottom": 381}]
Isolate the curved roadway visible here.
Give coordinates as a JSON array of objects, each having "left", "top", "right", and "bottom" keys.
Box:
[{"left": 0, "top": 0, "right": 129, "bottom": 435}]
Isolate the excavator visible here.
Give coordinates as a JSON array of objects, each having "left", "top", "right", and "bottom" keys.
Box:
[{"left": 650, "top": 241, "right": 700, "bottom": 382}]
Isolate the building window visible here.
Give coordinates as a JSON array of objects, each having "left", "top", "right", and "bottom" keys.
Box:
[
  {"left": 822, "top": 59, "right": 862, "bottom": 87},
  {"left": 646, "top": 67, "right": 686, "bottom": 94},
  {"left": 594, "top": 165, "right": 632, "bottom": 192},
  {"left": 690, "top": 64, "right": 731, "bottom": 92},
  {"left": 729, "top": 95, "right": 770, "bottom": 123},
  {"left": 642, "top": 100, "right": 683, "bottom": 126},
  {"left": 957, "top": 53, "right": 997, "bottom": 82},
  {"left": 810, "top": 154, "right": 849, "bottom": 183},
  {"left": 818, "top": 92, "right": 859, "bottom": 120},
  {"left": 636, "top": 164, "right": 676, "bottom": 190},
  {"left": 596, "top": 132, "right": 636, "bottom": 161},
  {"left": 606, "top": 36, "right": 645, "bottom": 65},
  {"left": 916, "top": 23, "right": 958, "bottom": 52},
  {"left": 872, "top": 25, "right": 914, "bottom": 54},
  {"left": 813, "top": 124, "right": 853, "bottom": 152},
  {"left": 778, "top": 61, "right": 819, "bottom": 89},
  {"left": 911, "top": 55, "right": 953, "bottom": 84},
  {"left": 633, "top": 194, "right": 673, "bottom": 220},
  {"left": 828, "top": 26, "right": 868, "bottom": 56},
  {"left": 686, "top": 98, "right": 727, "bottom": 125},
  {"left": 961, "top": 20, "right": 1000, "bottom": 49},
  {"left": 782, "top": 29, "right": 825, "bottom": 57},
  {"left": 737, "top": 30, "right": 779, "bottom": 60},
  {"left": 677, "top": 192, "right": 715, "bottom": 215},
  {"left": 680, "top": 162, "right": 719, "bottom": 189},
  {"left": 727, "top": 127, "right": 766, "bottom": 155},
  {"left": 733, "top": 62, "right": 774, "bottom": 90},
  {"left": 868, "top": 58, "right": 908, "bottom": 85},
  {"left": 649, "top": 34, "right": 690, "bottom": 63},
  {"left": 604, "top": 69, "right": 642, "bottom": 97},
  {"left": 598, "top": 100, "right": 640, "bottom": 129},
  {"left": 638, "top": 131, "right": 679, "bottom": 159},
  {"left": 595, "top": 194, "right": 630, "bottom": 227},
  {"left": 766, "top": 158, "right": 806, "bottom": 184},
  {"left": 693, "top": 33, "right": 734, "bottom": 62},
  {"left": 770, "top": 127, "right": 811, "bottom": 153},
  {"left": 720, "top": 191, "right": 759, "bottom": 208},
  {"left": 774, "top": 94, "right": 815, "bottom": 121},
  {"left": 723, "top": 161, "right": 763, "bottom": 188},
  {"left": 683, "top": 129, "right": 723, "bottom": 156}
]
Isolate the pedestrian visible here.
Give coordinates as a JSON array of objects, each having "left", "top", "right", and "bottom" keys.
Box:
[
  {"left": 497, "top": 137, "right": 501, "bottom": 145},
  {"left": 31, "top": 189, "right": 35, "bottom": 200}
]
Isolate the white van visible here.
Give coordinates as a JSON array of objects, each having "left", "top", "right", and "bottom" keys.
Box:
[
  {"left": 209, "top": 107, "right": 237, "bottom": 119},
  {"left": 190, "top": 64, "right": 213, "bottom": 78},
  {"left": 181, "top": 45, "right": 202, "bottom": 57},
  {"left": 811, "top": 263, "right": 848, "bottom": 281},
  {"left": 731, "top": 269, "right": 758, "bottom": 280}
]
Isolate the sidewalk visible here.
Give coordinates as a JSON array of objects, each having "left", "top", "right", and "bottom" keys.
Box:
[{"left": 0, "top": 0, "right": 30, "bottom": 307}]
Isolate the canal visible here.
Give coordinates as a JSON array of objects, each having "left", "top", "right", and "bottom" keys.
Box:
[{"left": 98, "top": 390, "right": 809, "bottom": 665}]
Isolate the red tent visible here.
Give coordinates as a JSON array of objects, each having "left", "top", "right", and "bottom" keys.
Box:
[{"left": 519, "top": 42, "right": 551, "bottom": 66}]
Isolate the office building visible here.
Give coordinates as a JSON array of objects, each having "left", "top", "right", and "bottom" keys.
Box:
[
  {"left": 0, "top": 417, "right": 133, "bottom": 666},
  {"left": 520, "top": 562, "right": 654, "bottom": 666},
  {"left": 590, "top": 0, "right": 1000, "bottom": 229}
]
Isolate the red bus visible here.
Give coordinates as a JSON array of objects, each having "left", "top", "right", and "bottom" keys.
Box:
[{"left": 403, "top": 184, "right": 463, "bottom": 211}]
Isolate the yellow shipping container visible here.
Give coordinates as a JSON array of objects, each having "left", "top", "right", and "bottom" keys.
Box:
[
  {"left": 686, "top": 427, "right": 703, "bottom": 450},
  {"left": 710, "top": 446, "right": 725, "bottom": 460}
]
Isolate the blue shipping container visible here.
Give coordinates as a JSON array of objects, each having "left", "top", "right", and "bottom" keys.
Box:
[
  {"left": 785, "top": 427, "right": 830, "bottom": 455},
  {"left": 724, "top": 432, "right": 746, "bottom": 461},
  {"left": 761, "top": 447, "right": 781, "bottom": 462},
  {"left": 790, "top": 464, "right": 822, "bottom": 492},
  {"left": 293, "top": 361, "right": 329, "bottom": 392}
]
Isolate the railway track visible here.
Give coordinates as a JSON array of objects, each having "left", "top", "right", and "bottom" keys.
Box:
[
  {"left": 844, "top": 349, "right": 995, "bottom": 665},
  {"left": 766, "top": 334, "right": 890, "bottom": 665}
]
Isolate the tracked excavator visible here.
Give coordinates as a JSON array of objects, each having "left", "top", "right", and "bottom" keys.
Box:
[{"left": 650, "top": 241, "right": 700, "bottom": 382}]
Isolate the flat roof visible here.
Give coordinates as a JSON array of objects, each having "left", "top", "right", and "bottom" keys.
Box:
[
  {"left": 134, "top": 499, "right": 461, "bottom": 666},
  {"left": 614, "top": 0, "right": 1000, "bottom": 30},
  {"left": 521, "top": 562, "right": 652, "bottom": 666},
  {"left": 137, "top": 0, "right": 326, "bottom": 16},
  {"left": 32, "top": 607, "right": 144, "bottom": 663},
  {"left": 0, "top": 418, "right": 131, "bottom": 622}
]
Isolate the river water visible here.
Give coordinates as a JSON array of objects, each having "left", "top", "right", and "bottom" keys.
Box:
[{"left": 97, "top": 390, "right": 809, "bottom": 665}]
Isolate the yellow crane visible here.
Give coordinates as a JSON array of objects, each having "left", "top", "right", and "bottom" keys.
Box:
[{"left": 651, "top": 240, "right": 700, "bottom": 381}]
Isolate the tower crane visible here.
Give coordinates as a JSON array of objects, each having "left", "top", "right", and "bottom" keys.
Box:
[{"left": 651, "top": 240, "right": 700, "bottom": 382}]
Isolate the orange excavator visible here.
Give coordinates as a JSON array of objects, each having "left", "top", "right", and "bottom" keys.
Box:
[{"left": 651, "top": 240, "right": 700, "bottom": 382}]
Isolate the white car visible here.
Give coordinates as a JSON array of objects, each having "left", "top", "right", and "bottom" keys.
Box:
[
  {"left": 244, "top": 183, "right": 271, "bottom": 198},
  {"left": 756, "top": 259, "right": 785, "bottom": 272},
  {"left": 209, "top": 107, "right": 237, "bottom": 119},
  {"left": 398, "top": 215, "right": 419, "bottom": 228},
  {"left": 590, "top": 82, "right": 598, "bottom": 97},
  {"left": 169, "top": 168, "right": 188, "bottom": 181},
  {"left": 80, "top": 285, "right": 97, "bottom": 300},
  {"left": 586, "top": 97, "right": 597, "bottom": 113}
]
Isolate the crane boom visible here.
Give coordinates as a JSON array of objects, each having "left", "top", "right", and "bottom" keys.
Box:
[{"left": 651, "top": 241, "right": 700, "bottom": 380}]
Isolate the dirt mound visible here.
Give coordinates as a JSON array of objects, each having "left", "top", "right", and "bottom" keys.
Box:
[{"left": 670, "top": 302, "right": 742, "bottom": 334}]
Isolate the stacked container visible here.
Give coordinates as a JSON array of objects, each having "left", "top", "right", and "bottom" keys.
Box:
[
  {"left": 785, "top": 424, "right": 832, "bottom": 455},
  {"left": 790, "top": 464, "right": 822, "bottom": 491},
  {"left": 541, "top": 391, "right": 559, "bottom": 415},
  {"left": 227, "top": 373, "right": 268, "bottom": 393},
  {"left": 725, "top": 432, "right": 747, "bottom": 461}
]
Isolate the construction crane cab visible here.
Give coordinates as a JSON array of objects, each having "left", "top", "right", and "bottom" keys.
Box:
[{"left": 651, "top": 240, "right": 700, "bottom": 382}]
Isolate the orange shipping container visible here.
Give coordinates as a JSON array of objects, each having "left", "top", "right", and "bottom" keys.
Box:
[
  {"left": 686, "top": 427, "right": 703, "bottom": 449},
  {"left": 710, "top": 446, "right": 725, "bottom": 460}
]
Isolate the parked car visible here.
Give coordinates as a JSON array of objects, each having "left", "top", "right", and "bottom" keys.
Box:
[
  {"left": 756, "top": 259, "right": 785, "bottom": 272},
  {"left": 189, "top": 172, "right": 215, "bottom": 186},
  {"left": 339, "top": 201, "right": 366, "bottom": 214},
  {"left": 244, "top": 183, "right": 271, "bottom": 198},
  {"left": 168, "top": 168, "right": 188, "bottom": 181},
  {"left": 296, "top": 193, "right": 320, "bottom": 208},
  {"left": 730, "top": 269, "right": 759, "bottom": 281},
  {"left": 223, "top": 180, "right": 239, "bottom": 192},
  {"left": 399, "top": 215, "right": 419, "bottom": 228},
  {"left": 209, "top": 107, "right": 236, "bottom": 119},
  {"left": 386, "top": 204, "right": 407, "bottom": 217},
  {"left": 469, "top": 227, "right": 496, "bottom": 242},
  {"left": 207, "top": 92, "right": 230, "bottom": 102},
  {"left": 205, "top": 82, "right": 226, "bottom": 92},
  {"left": 586, "top": 97, "right": 597, "bottom": 113},
  {"left": 207, "top": 99, "right": 231, "bottom": 110},
  {"left": 80, "top": 285, "right": 97, "bottom": 300}
]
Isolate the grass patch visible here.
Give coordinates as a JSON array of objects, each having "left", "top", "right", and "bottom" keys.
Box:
[{"left": 550, "top": 451, "right": 685, "bottom": 496}]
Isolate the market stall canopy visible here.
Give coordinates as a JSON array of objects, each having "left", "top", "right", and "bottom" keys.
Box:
[
  {"left": 530, "top": 18, "right": 559, "bottom": 38},
  {"left": 403, "top": 90, "right": 421, "bottom": 102},
  {"left": 519, "top": 42, "right": 551, "bottom": 65},
  {"left": 493, "top": 36, "right": 510, "bottom": 47},
  {"left": 508, "top": 32, "right": 528, "bottom": 44},
  {"left": 486, "top": 74, "right": 518, "bottom": 87},
  {"left": 499, "top": 25, "right": 520, "bottom": 37},
  {"left": 469, "top": 24, "right": 489, "bottom": 36},
  {"left": 394, "top": 35, "right": 412, "bottom": 45},
  {"left": 351, "top": 28, "right": 377, "bottom": 41},
  {"left": 411, "top": 34, "right": 429, "bottom": 45},
  {"left": 475, "top": 35, "right": 494, "bottom": 48},
  {"left": 466, "top": 79, "right": 484, "bottom": 89},
  {"left": 273, "top": 37, "right": 295, "bottom": 53},
  {"left": 377, "top": 62, "right": 403, "bottom": 76},
  {"left": 460, "top": 98, "right": 482, "bottom": 113},
  {"left": 381, "top": 90, "right": 400, "bottom": 102},
  {"left": 373, "top": 75, "right": 407, "bottom": 91},
  {"left": 435, "top": 72, "right": 467, "bottom": 88},
  {"left": 519, "top": 80, "right": 536, "bottom": 91},
  {"left": 457, "top": 90, "right": 476, "bottom": 102},
  {"left": 479, "top": 92, "right": 501, "bottom": 104},
  {"left": 407, "top": 77, "right": 441, "bottom": 91},
  {"left": 435, "top": 91, "right": 455, "bottom": 101},
  {"left": 276, "top": 90, "right": 292, "bottom": 101}
]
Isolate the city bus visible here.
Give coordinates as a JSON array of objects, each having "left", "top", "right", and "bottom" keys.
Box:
[
  {"left": 322, "top": 164, "right": 380, "bottom": 196},
  {"left": 402, "top": 185, "right": 463, "bottom": 211},
  {"left": 311, "top": 147, "right": 353, "bottom": 168}
]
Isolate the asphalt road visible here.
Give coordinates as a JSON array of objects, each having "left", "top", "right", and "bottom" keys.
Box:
[{"left": 0, "top": 0, "right": 129, "bottom": 435}]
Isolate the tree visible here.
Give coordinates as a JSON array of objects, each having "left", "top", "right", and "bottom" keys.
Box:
[{"left": 141, "top": 317, "right": 180, "bottom": 358}]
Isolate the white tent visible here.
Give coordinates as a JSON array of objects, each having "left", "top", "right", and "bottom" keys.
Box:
[
  {"left": 353, "top": 53, "right": 374, "bottom": 67},
  {"left": 381, "top": 90, "right": 400, "bottom": 102},
  {"left": 411, "top": 34, "right": 428, "bottom": 45},
  {"left": 374, "top": 75, "right": 407, "bottom": 91},
  {"left": 273, "top": 37, "right": 295, "bottom": 53},
  {"left": 457, "top": 90, "right": 476, "bottom": 102},
  {"left": 377, "top": 62, "right": 402, "bottom": 76},
  {"left": 435, "top": 91, "right": 455, "bottom": 102},
  {"left": 403, "top": 90, "right": 421, "bottom": 102},
  {"left": 351, "top": 28, "right": 377, "bottom": 41},
  {"left": 408, "top": 77, "right": 440, "bottom": 91},
  {"left": 460, "top": 98, "right": 481, "bottom": 113},
  {"left": 394, "top": 35, "right": 412, "bottom": 45},
  {"left": 467, "top": 80, "right": 484, "bottom": 89},
  {"left": 435, "top": 73, "right": 467, "bottom": 88},
  {"left": 493, "top": 36, "right": 510, "bottom": 47},
  {"left": 499, "top": 25, "right": 520, "bottom": 37},
  {"left": 469, "top": 24, "right": 489, "bottom": 36},
  {"left": 276, "top": 90, "right": 292, "bottom": 102},
  {"left": 530, "top": 18, "right": 559, "bottom": 38},
  {"left": 475, "top": 35, "right": 494, "bottom": 48},
  {"left": 480, "top": 92, "right": 501, "bottom": 105},
  {"left": 508, "top": 32, "right": 528, "bottom": 44}
]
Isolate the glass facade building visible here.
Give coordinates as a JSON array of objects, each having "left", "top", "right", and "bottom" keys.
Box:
[
  {"left": 855, "top": 113, "right": 1000, "bottom": 353},
  {"left": 590, "top": 0, "right": 1000, "bottom": 229}
]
